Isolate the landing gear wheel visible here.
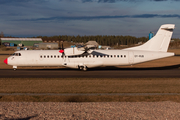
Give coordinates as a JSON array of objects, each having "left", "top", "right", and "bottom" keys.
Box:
[
  {"left": 79, "top": 66, "right": 83, "bottom": 70},
  {"left": 13, "top": 66, "right": 17, "bottom": 71},
  {"left": 78, "top": 65, "right": 87, "bottom": 71},
  {"left": 83, "top": 66, "right": 87, "bottom": 71}
]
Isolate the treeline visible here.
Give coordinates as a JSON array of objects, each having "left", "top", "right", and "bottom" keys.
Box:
[
  {"left": 36, "top": 35, "right": 149, "bottom": 46},
  {"left": 169, "top": 38, "right": 180, "bottom": 48},
  {"left": 3, "top": 35, "right": 180, "bottom": 47}
]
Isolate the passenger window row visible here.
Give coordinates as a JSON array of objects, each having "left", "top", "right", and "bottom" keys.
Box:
[
  {"left": 40, "top": 55, "right": 62, "bottom": 58},
  {"left": 68, "top": 55, "right": 126, "bottom": 58},
  {"left": 40, "top": 55, "right": 127, "bottom": 58}
]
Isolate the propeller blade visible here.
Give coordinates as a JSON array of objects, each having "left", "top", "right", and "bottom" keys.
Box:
[
  {"left": 59, "top": 42, "right": 65, "bottom": 57},
  {"left": 62, "top": 43, "right": 64, "bottom": 50}
]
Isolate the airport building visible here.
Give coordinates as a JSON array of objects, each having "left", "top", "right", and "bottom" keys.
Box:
[
  {"left": 34, "top": 43, "right": 59, "bottom": 49},
  {"left": 0, "top": 38, "right": 43, "bottom": 47}
]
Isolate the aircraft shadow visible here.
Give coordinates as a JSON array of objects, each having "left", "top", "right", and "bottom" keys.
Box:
[
  {"left": 88, "top": 64, "right": 180, "bottom": 71},
  {"left": 31, "top": 64, "right": 180, "bottom": 71},
  {"left": 0, "top": 114, "right": 38, "bottom": 120},
  {"left": 175, "top": 54, "right": 180, "bottom": 56}
]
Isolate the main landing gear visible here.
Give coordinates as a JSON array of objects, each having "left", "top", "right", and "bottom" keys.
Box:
[{"left": 78, "top": 65, "right": 87, "bottom": 71}]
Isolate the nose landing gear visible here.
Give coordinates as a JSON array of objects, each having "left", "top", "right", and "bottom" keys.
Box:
[{"left": 13, "top": 66, "right": 17, "bottom": 71}]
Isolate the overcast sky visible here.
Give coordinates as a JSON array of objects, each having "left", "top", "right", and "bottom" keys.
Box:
[{"left": 1, "top": 0, "right": 180, "bottom": 38}]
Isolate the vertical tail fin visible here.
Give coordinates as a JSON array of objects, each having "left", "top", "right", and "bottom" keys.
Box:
[{"left": 124, "top": 24, "right": 175, "bottom": 52}]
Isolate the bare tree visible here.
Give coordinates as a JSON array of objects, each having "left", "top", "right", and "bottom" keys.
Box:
[{"left": 1, "top": 31, "right": 4, "bottom": 37}]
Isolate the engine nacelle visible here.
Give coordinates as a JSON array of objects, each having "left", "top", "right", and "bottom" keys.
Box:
[{"left": 64, "top": 47, "right": 84, "bottom": 56}]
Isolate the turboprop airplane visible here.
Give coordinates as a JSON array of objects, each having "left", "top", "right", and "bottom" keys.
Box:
[{"left": 4, "top": 24, "right": 175, "bottom": 71}]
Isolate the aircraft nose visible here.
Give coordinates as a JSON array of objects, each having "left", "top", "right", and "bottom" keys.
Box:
[{"left": 4, "top": 58, "right": 8, "bottom": 64}]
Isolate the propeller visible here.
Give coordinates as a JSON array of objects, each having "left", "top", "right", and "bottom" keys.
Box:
[
  {"left": 81, "top": 46, "right": 91, "bottom": 56},
  {"left": 59, "top": 42, "right": 65, "bottom": 57}
]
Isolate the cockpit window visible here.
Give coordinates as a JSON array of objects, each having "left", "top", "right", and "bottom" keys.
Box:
[{"left": 12, "top": 53, "right": 21, "bottom": 56}]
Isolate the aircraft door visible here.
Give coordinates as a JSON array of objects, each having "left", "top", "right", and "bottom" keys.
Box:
[
  {"left": 128, "top": 51, "right": 134, "bottom": 65},
  {"left": 12, "top": 53, "right": 25, "bottom": 65},
  {"left": 13, "top": 53, "right": 20, "bottom": 65},
  {"left": 63, "top": 56, "right": 70, "bottom": 64},
  {"left": 12, "top": 56, "right": 19, "bottom": 65}
]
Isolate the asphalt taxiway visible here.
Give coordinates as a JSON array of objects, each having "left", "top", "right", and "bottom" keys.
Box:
[
  {"left": 0, "top": 93, "right": 180, "bottom": 96},
  {"left": 0, "top": 66, "right": 180, "bottom": 78}
]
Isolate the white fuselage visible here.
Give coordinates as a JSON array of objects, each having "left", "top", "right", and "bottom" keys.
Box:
[
  {"left": 4, "top": 24, "right": 175, "bottom": 70},
  {"left": 6, "top": 50, "right": 174, "bottom": 69}
]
